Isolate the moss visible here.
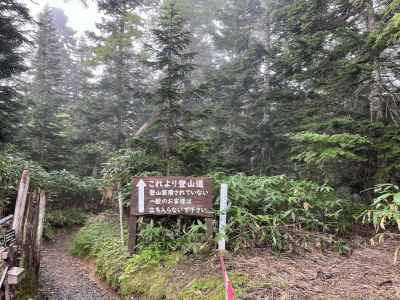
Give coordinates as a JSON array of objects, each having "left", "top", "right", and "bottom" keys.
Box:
[
  {"left": 119, "top": 250, "right": 182, "bottom": 300},
  {"left": 120, "top": 265, "right": 172, "bottom": 299},
  {"left": 175, "top": 273, "right": 249, "bottom": 300},
  {"left": 176, "top": 275, "right": 224, "bottom": 300},
  {"left": 17, "top": 270, "right": 37, "bottom": 299},
  {"left": 72, "top": 216, "right": 250, "bottom": 300}
]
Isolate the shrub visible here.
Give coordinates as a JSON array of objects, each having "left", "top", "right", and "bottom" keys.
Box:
[
  {"left": 46, "top": 209, "right": 87, "bottom": 227},
  {"left": 289, "top": 131, "right": 371, "bottom": 185},
  {"left": 362, "top": 183, "right": 400, "bottom": 262},
  {"left": 137, "top": 219, "right": 209, "bottom": 255},
  {"left": 0, "top": 147, "right": 102, "bottom": 213},
  {"left": 0, "top": 147, "right": 45, "bottom": 209},
  {"left": 101, "top": 149, "right": 162, "bottom": 206},
  {"left": 44, "top": 208, "right": 88, "bottom": 240},
  {"left": 102, "top": 149, "right": 162, "bottom": 184},
  {"left": 212, "top": 173, "right": 360, "bottom": 251},
  {"left": 44, "top": 170, "right": 102, "bottom": 203}
]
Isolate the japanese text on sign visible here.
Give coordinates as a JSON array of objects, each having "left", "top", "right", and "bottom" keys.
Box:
[{"left": 131, "top": 177, "right": 214, "bottom": 217}]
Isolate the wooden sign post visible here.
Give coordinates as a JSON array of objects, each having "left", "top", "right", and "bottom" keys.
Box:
[{"left": 128, "top": 177, "right": 214, "bottom": 254}]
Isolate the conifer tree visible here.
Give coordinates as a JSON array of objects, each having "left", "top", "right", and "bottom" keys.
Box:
[
  {"left": 0, "top": 0, "right": 31, "bottom": 143},
  {"left": 146, "top": 0, "right": 196, "bottom": 175},
  {"left": 23, "top": 6, "right": 72, "bottom": 169},
  {"left": 88, "top": 0, "right": 145, "bottom": 147}
]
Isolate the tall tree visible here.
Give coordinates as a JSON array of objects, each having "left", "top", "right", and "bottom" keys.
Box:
[
  {"left": 23, "top": 6, "right": 73, "bottom": 169},
  {"left": 49, "top": 7, "right": 80, "bottom": 101},
  {"left": 204, "top": 0, "right": 273, "bottom": 172},
  {"left": 0, "top": 0, "right": 31, "bottom": 143},
  {"left": 146, "top": 0, "right": 197, "bottom": 175},
  {"left": 87, "top": 0, "right": 145, "bottom": 147}
]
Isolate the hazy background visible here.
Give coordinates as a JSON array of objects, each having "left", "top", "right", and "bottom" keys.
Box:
[{"left": 23, "top": 0, "right": 101, "bottom": 34}]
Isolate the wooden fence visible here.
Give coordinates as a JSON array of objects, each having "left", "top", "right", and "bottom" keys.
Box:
[{"left": 0, "top": 170, "right": 46, "bottom": 299}]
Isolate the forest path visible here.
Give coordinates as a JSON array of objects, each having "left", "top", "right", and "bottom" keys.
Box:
[{"left": 39, "top": 229, "right": 122, "bottom": 300}]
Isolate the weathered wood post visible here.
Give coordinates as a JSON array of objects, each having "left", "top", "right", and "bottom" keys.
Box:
[
  {"left": 12, "top": 170, "right": 30, "bottom": 243},
  {"left": 19, "top": 189, "right": 46, "bottom": 297},
  {"left": 128, "top": 215, "right": 138, "bottom": 255}
]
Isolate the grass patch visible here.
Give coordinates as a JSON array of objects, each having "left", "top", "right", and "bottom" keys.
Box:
[
  {"left": 71, "top": 215, "right": 251, "bottom": 299},
  {"left": 176, "top": 273, "right": 248, "bottom": 300}
]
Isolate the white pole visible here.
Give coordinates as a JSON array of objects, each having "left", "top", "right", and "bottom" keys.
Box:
[
  {"left": 218, "top": 184, "right": 228, "bottom": 251},
  {"left": 36, "top": 190, "right": 46, "bottom": 252},
  {"left": 118, "top": 190, "right": 124, "bottom": 246}
]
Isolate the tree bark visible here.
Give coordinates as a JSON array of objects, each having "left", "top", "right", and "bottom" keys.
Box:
[
  {"left": 264, "top": 8, "right": 272, "bottom": 94},
  {"left": 366, "top": 0, "right": 381, "bottom": 122},
  {"left": 134, "top": 112, "right": 161, "bottom": 137}
]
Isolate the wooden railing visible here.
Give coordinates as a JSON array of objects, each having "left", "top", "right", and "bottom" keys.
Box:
[{"left": 0, "top": 170, "right": 46, "bottom": 300}]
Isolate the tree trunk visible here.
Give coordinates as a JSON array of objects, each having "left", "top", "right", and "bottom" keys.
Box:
[
  {"left": 366, "top": 0, "right": 381, "bottom": 121},
  {"left": 134, "top": 112, "right": 161, "bottom": 137},
  {"left": 264, "top": 8, "right": 272, "bottom": 94},
  {"left": 366, "top": 0, "right": 376, "bottom": 32},
  {"left": 116, "top": 14, "right": 127, "bottom": 146}
]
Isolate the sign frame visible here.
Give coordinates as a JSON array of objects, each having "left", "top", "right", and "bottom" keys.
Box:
[
  {"left": 130, "top": 176, "right": 214, "bottom": 217},
  {"left": 128, "top": 176, "right": 214, "bottom": 254}
]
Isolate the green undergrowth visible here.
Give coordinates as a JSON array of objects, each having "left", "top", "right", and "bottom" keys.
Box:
[
  {"left": 44, "top": 208, "right": 88, "bottom": 240},
  {"left": 70, "top": 172, "right": 367, "bottom": 298},
  {"left": 175, "top": 273, "right": 249, "bottom": 300},
  {"left": 211, "top": 173, "right": 363, "bottom": 252},
  {"left": 71, "top": 215, "right": 250, "bottom": 299}
]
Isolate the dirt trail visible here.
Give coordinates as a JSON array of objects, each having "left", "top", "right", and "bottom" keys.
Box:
[{"left": 39, "top": 229, "right": 121, "bottom": 300}]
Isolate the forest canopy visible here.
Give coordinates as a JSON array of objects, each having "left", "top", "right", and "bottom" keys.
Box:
[
  {"left": 1, "top": 1, "right": 400, "bottom": 298},
  {"left": 0, "top": 0, "right": 399, "bottom": 202}
]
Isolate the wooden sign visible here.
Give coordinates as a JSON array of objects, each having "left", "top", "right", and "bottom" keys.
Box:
[
  {"left": 0, "top": 230, "right": 15, "bottom": 248},
  {"left": 130, "top": 177, "right": 214, "bottom": 217},
  {"left": 128, "top": 176, "right": 214, "bottom": 254}
]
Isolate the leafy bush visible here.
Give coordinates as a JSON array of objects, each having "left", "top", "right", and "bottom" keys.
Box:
[
  {"left": 101, "top": 149, "right": 162, "bottom": 205},
  {"left": 102, "top": 149, "right": 162, "bottom": 184},
  {"left": 0, "top": 147, "right": 46, "bottom": 209},
  {"left": 71, "top": 215, "right": 179, "bottom": 299},
  {"left": 176, "top": 140, "right": 213, "bottom": 175},
  {"left": 362, "top": 183, "right": 400, "bottom": 262},
  {"left": 44, "top": 170, "right": 102, "bottom": 202},
  {"left": 137, "top": 219, "right": 208, "bottom": 255},
  {"left": 0, "top": 147, "right": 102, "bottom": 212},
  {"left": 46, "top": 209, "right": 87, "bottom": 227},
  {"left": 212, "top": 173, "right": 360, "bottom": 251},
  {"left": 362, "top": 183, "right": 400, "bottom": 233},
  {"left": 44, "top": 208, "right": 88, "bottom": 240},
  {"left": 289, "top": 131, "right": 371, "bottom": 185}
]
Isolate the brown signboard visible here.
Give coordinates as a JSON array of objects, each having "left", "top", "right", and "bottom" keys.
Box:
[{"left": 130, "top": 177, "right": 214, "bottom": 217}]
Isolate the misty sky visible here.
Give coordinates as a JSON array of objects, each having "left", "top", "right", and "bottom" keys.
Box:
[{"left": 23, "top": 0, "right": 101, "bottom": 35}]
